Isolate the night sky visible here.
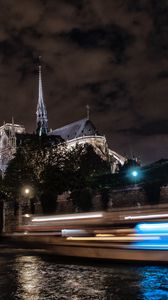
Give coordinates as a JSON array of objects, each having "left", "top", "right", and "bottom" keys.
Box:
[{"left": 1, "top": 0, "right": 168, "bottom": 164}]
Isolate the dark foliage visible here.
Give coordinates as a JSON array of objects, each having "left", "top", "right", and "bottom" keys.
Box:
[
  {"left": 71, "top": 188, "right": 93, "bottom": 212},
  {"left": 4, "top": 135, "right": 110, "bottom": 212},
  {"left": 40, "top": 190, "right": 57, "bottom": 214},
  {"left": 101, "top": 188, "right": 110, "bottom": 210},
  {"left": 143, "top": 183, "right": 161, "bottom": 205},
  {"left": 4, "top": 134, "right": 64, "bottom": 205}
]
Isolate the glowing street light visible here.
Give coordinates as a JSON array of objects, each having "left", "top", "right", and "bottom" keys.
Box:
[
  {"left": 132, "top": 170, "right": 138, "bottom": 177},
  {"left": 21, "top": 186, "right": 34, "bottom": 198},
  {"left": 19, "top": 186, "right": 34, "bottom": 225},
  {"left": 24, "top": 188, "right": 30, "bottom": 195},
  {"left": 127, "top": 167, "right": 142, "bottom": 183}
]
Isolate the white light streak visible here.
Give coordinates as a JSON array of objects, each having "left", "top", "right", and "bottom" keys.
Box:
[
  {"left": 124, "top": 213, "right": 168, "bottom": 220},
  {"left": 32, "top": 213, "right": 103, "bottom": 222},
  {"left": 138, "top": 223, "right": 168, "bottom": 230}
]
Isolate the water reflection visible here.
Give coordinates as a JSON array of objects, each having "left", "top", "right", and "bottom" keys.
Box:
[
  {"left": 15, "top": 256, "right": 41, "bottom": 300},
  {"left": 0, "top": 255, "right": 167, "bottom": 299},
  {"left": 140, "top": 266, "right": 168, "bottom": 300}
]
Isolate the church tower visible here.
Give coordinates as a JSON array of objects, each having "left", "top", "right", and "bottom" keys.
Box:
[{"left": 36, "top": 65, "right": 48, "bottom": 136}]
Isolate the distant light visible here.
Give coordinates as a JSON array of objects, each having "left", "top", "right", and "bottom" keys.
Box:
[
  {"left": 32, "top": 212, "right": 103, "bottom": 222},
  {"left": 24, "top": 188, "right": 30, "bottom": 195},
  {"left": 24, "top": 214, "right": 30, "bottom": 218},
  {"left": 21, "top": 186, "right": 34, "bottom": 198},
  {"left": 127, "top": 167, "right": 141, "bottom": 181},
  {"left": 132, "top": 171, "right": 138, "bottom": 177}
]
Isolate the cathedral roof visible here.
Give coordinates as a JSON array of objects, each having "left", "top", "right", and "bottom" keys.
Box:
[{"left": 49, "top": 118, "right": 98, "bottom": 141}]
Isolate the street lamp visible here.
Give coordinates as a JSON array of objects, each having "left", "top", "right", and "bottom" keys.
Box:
[
  {"left": 24, "top": 188, "right": 30, "bottom": 195},
  {"left": 18, "top": 186, "right": 34, "bottom": 226},
  {"left": 127, "top": 167, "right": 142, "bottom": 185},
  {"left": 131, "top": 170, "right": 138, "bottom": 178},
  {"left": 21, "top": 186, "right": 33, "bottom": 198}
]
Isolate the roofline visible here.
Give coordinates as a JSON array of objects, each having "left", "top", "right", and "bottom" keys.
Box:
[
  {"left": 49, "top": 118, "right": 88, "bottom": 135},
  {"left": 66, "top": 135, "right": 106, "bottom": 144}
]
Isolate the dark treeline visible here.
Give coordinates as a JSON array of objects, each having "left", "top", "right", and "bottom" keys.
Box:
[
  {"left": 1, "top": 134, "right": 168, "bottom": 212},
  {"left": 1, "top": 134, "right": 111, "bottom": 212}
]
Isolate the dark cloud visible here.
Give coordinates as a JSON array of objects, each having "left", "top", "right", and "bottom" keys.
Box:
[
  {"left": 157, "top": 70, "right": 168, "bottom": 79},
  {"left": 119, "top": 120, "right": 168, "bottom": 136},
  {"left": 83, "top": 79, "right": 129, "bottom": 112},
  {"left": 64, "top": 25, "right": 134, "bottom": 63},
  {"left": 0, "top": 0, "right": 168, "bottom": 164}
]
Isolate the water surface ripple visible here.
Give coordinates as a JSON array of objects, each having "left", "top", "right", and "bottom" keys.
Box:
[{"left": 0, "top": 254, "right": 167, "bottom": 300}]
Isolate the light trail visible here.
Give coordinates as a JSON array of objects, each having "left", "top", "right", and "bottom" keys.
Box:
[
  {"left": 67, "top": 236, "right": 160, "bottom": 242},
  {"left": 130, "top": 244, "right": 168, "bottom": 250},
  {"left": 96, "top": 234, "right": 115, "bottom": 237},
  {"left": 135, "top": 222, "right": 168, "bottom": 234},
  {"left": 124, "top": 213, "right": 168, "bottom": 220},
  {"left": 32, "top": 212, "right": 103, "bottom": 222}
]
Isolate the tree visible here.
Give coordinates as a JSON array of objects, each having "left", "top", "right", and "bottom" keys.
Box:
[
  {"left": 4, "top": 147, "right": 36, "bottom": 199},
  {"left": 67, "top": 143, "right": 111, "bottom": 211},
  {"left": 41, "top": 143, "right": 111, "bottom": 211},
  {"left": 4, "top": 133, "right": 65, "bottom": 212},
  {"left": 4, "top": 137, "right": 111, "bottom": 213}
]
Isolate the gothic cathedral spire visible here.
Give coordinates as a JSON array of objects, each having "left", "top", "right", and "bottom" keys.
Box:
[{"left": 36, "top": 64, "right": 48, "bottom": 136}]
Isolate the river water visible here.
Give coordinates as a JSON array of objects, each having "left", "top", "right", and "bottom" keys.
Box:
[{"left": 0, "top": 253, "right": 167, "bottom": 300}]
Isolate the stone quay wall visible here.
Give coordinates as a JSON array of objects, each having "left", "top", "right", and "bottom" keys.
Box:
[
  {"left": 1, "top": 185, "right": 168, "bottom": 233},
  {"left": 56, "top": 185, "right": 168, "bottom": 212}
]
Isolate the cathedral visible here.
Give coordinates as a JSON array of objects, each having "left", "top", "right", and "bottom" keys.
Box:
[{"left": 0, "top": 66, "right": 126, "bottom": 174}]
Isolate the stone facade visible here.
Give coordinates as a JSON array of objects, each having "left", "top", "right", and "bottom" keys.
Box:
[{"left": 0, "top": 122, "right": 25, "bottom": 172}]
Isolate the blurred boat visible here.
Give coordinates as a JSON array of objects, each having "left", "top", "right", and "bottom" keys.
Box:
[{"left": 10, "top": 212, "right": 168, "bottom": 262}]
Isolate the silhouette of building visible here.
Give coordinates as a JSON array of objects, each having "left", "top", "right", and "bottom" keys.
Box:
[{"left": 0, "top": 65, "right": 126, "bottom": 173}]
